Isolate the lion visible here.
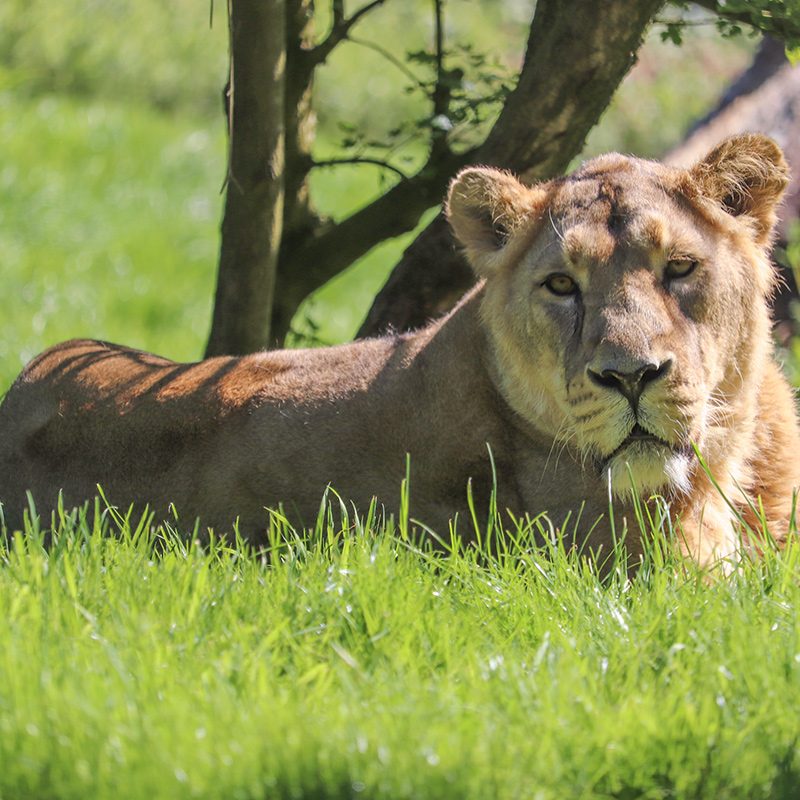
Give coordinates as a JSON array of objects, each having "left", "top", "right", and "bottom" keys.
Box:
[{"left": 1, "top": 133, "right": 798, "bottom": 565}]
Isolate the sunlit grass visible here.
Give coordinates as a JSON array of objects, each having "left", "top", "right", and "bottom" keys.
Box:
[
  {"left": 1, "top": 493, "right": 800, "bottom": 799},
  {"left": 0, "top": 93, "right": 221, "bottom": 386}
]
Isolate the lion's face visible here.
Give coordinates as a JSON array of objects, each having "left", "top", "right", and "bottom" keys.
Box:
[{"left": 447, "top": 135, "right": 788, "bottom": 497}]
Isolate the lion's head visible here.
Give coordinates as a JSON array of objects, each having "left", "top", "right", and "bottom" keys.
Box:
[{"left": 447, "top": 134, "right": 789, "bottom": 499}]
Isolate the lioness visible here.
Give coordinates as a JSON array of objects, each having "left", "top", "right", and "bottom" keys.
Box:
[{"left": 1, "top": 134, "right": 798, "bottom": 564}]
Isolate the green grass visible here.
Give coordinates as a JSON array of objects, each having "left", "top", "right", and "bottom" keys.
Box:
[
  {"left": 2, "top": 503, "right": 800, "bottom": 799},
  {"left": 0, "top": 93, "right": 221, "bottom": 386}
]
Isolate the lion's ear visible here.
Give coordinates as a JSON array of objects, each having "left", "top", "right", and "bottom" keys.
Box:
[
  {"left": 446, "top": 167, "right": 536, "bottom": 277},
  {"left": 690, "top": 134, "right": 789, "bottom": 245}
]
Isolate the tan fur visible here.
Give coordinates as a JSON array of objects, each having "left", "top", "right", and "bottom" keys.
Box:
[{"left": 1, "top": 134, "right": 798, "bottom": 565}]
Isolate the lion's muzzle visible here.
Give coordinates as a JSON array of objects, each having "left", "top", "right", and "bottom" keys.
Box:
[{"left": 587, "top": 358, "right": 673, "bottom": 410}]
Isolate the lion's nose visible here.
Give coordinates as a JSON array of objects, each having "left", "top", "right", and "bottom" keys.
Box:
[{"left": 587, "top": 359, "right": 672, "bottom": 408}]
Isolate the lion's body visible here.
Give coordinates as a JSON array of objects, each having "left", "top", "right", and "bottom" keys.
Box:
[
  {"left": 1, "top": 134, "right": 799, "bottom": 563},
  {"left": 0, "top": 298, "right": 610, "bottom": 541}
]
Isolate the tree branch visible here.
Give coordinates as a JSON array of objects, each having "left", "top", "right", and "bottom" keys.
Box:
[
  {"left": 282, "top": 147, "right": 469, "bottom": 286},
  {"left": 311, "top": 0, "right": 388, "bottom": 65},
  {"left": 269, "top": 146, "right": 471, "bottom": 341},
  {"left": 430, "top": 0, "right": 450, "bottom": 156},
  {"left": 688, "top": 0, "right": 756, "bottom": 26},
  {"left": 283, "top": 0, "right": 319, "bottom": 234},
  {"left": 348, "top": 36, "right": 428, "bottom": 90},
  {"left": 274, "top": 0, "right": 664, "bottom": 344},
  {"left": 312, "top": 156, "right": 409, "bottom": 180},
  {"left": 332, "top": 0, "right": 344, "bottom": 27},
  {"left": 654, "top": 17, "right": 715, "bottom": 27},
  {"left": 433, "top": 0, "right": 445, "bottom": 110},
  {"left": 269, "top": 1, "right": 457, "bottom": 342}
]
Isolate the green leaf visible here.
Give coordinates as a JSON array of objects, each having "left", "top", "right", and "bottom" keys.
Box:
[{"left": 660, "top": 22, "right": 684, "bottom": 46}]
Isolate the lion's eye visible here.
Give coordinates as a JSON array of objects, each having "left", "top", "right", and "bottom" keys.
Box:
[
  {"left": 665, "top": 259, "right": 698, "bottom": 280},
  {"left": 543, "top": 273, "right": 578, "bottom": 296}
]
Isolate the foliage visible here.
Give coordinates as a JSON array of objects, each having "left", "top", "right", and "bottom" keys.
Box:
[
  {"left": 714, "top": 0, "right": 800, "bottom": 51},
  {"left": 661, "top": 0, "right": 800, "bottom": 56},
  {"left": 2, "top": 500, "right": 800, "bottom": 799},
  {"left": 325, "top": 38, "right": 516, "bottom": 178},
  {"left": 311, "top": 1, "right": 528, "bottom": 173}
]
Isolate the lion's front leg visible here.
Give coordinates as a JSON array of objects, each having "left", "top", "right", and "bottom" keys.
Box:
[{"left": 675, "top": 495, "right": 742, "bottom": 569}]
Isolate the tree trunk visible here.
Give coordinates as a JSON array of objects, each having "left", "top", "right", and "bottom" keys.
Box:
[
  {"left": 357, "top": 0, "right": 664, "bottom": 338},
  {"left": 282, "top": 0, "right": 316, "bottom": 236},
  {"left": 205, "top": 0, "right": 286, "bottom": 357},
  {"left": 268, "top": 0, "right": 318, "bottom": 346}
]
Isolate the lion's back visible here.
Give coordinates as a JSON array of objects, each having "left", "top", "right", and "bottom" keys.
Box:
[{"left": 0, "top": 334, "right": 406, "bottom": 534}]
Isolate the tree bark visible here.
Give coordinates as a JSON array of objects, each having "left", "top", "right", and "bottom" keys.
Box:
[
  {"left": 282, "top": 0, "right": 316, "bottom": 237},
  {"left": 205, "top": 0, "right": 286, "bottom": 357},
  {"left": 357, "top": 0, "right": 664, "bottom": 338},
  {"left": 267, "top": 0, "right": 318, "bottom": 346}
]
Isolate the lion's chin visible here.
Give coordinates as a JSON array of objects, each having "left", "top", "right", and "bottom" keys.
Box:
[{"left": 605, "top": 441, "right": 693, "bottom": 498}]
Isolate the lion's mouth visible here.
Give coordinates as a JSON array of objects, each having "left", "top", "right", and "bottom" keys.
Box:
[
  {"left": 605, "top": 423, "right": 673, "bottom": 463},
  {"left": 592, "top": 422, "right": 697, "bottom": 496},
  {"left": 589, "top": 421, "right": 696, "bottom": 487}
]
